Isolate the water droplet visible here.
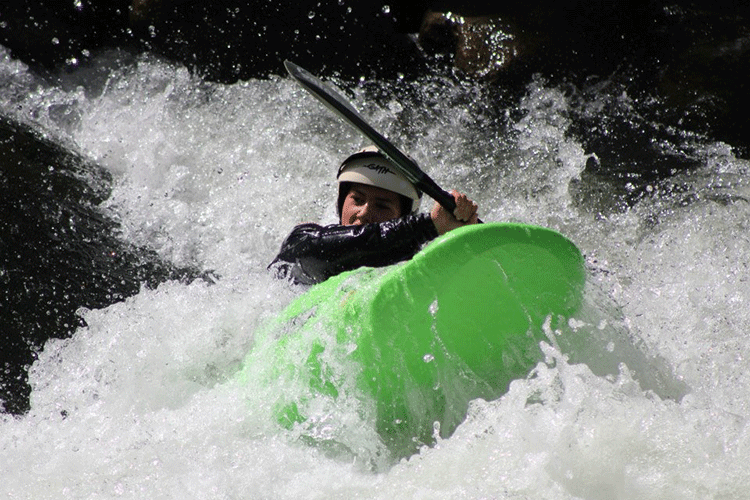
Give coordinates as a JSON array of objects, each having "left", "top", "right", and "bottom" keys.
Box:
[
  {"left": 423, "top": 353, "right": 434, "bottom": 363},
  {"left": 308, "top": 11, "right": 316, "bottom": 19},
  {"left": 51, "top": 37, "right": 60, "bottom": 45},
  {"left": 382, "top": 5, "right": 390, "bottom": 14},
  {"left": 429, "top": 299, "right": 438, "bottom": 315}
]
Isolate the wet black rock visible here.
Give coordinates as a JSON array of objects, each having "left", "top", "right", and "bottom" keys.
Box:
[
  {"left": 0, "top": 115, "right": 208, "bottom": 414},
  {"left": 418, "top": 2, "right": 750, "bottom": 156}
]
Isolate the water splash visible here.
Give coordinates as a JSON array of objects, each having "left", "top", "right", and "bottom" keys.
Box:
[{"left": 2, "top": 46, "right": 750, "bottom": 498}]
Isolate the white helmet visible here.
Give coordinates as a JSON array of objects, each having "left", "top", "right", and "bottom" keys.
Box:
[{"left": 336, "top": 146, "right": 421, "bottom": 215}]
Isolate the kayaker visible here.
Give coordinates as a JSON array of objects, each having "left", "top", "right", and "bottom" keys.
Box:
[{"left": 269, "top": 146, "right": 479, "bottom": 285}]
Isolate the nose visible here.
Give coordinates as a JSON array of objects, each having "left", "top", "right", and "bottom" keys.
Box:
[{"left": 357, "top": 202, "right": 373, "bottom": 224}]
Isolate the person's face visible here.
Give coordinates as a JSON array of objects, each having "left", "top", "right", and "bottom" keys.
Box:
[{"left": 340, "top": 183, "right": 403, "bottom": 225}]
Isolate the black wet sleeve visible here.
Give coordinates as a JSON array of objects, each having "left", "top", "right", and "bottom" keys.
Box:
[{"left": 268, "top": 213, "right": 439, "bottom": 285}]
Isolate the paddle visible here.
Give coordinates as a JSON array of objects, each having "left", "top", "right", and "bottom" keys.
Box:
[{"left": 284, "top": 60, "right": 461, "bottom": 214}]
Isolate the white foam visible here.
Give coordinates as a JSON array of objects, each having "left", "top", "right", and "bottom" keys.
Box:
[{"left": 2, "top": 48, "right": 750, "bottom": 498}]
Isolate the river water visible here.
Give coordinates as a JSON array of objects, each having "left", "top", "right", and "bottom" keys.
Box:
[{"left": 2, "top": 46, "right": 749, "bottom": 498}]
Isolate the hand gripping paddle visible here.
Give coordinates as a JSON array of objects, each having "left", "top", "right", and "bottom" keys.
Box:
[{"left": 284, "top": 60, "right": 463, "bottom": 215}]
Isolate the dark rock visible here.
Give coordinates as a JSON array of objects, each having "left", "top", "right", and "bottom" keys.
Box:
[
  {"left": 420, "top": 2, "right": 750, "bottom": 155},
  {"left": 419, "top": 11, "right": 521, "bottom": 82},
  {"left": 569, "top": 98, "right": 703, "bottom": 215},
  {"left": 0, "top": 115, "right": 208, "bottom": 415},
  {"left": 421, "top": 1, "right": 654, "bottom": 84},
  {"left": 650, "top": 5, "right": 750, "bottom": 155}
]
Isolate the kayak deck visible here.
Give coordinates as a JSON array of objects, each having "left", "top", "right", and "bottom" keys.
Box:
[{"left": 241, "top": 223, "right": 586, "bottom": 458}]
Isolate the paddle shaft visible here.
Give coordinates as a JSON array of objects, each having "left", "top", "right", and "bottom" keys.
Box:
[{"left": 284, "top": 60, "right": 458, "bottom": 213}]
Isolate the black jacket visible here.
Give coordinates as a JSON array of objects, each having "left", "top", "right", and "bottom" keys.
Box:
[{"left": 268, "top": 213, "right": 439, "bottom": 285}]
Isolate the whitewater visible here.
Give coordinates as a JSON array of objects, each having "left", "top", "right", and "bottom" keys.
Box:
[{"left": 1, "top": 46, "right": 749, "bottom": 498}]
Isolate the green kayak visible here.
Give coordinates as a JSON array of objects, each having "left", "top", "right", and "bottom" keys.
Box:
[{"left": 240, "top": 222, "right": 585, "bottom": 457}]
